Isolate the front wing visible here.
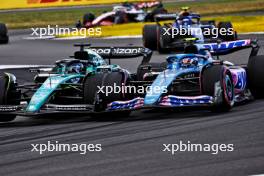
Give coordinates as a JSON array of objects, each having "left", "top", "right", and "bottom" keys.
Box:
[
  {"left": 107, "top": 95, "right": 214, "bottom": 111},
  {"left": 0, "top": 103, "right": 129, "bottom": 117}
]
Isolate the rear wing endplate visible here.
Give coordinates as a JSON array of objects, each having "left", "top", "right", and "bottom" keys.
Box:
[{"left": 201, "top": 39, "right": 259, "bottom": 57}]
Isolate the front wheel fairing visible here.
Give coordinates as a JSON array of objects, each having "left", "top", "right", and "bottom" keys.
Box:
[
  {"left": 144, "top": 67, "right": 201, "bottom": 105},
  {"left": 26, "top": 75, "right": 83, "bottom": 113}
]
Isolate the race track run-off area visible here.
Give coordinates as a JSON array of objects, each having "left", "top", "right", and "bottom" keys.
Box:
[{"left": 0, "top": 31, "right": 264, "bottom": 176}]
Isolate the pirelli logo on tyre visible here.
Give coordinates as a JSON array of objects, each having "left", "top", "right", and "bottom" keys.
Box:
[{"left": 0, "top": 0, "right": 138, "bottom": 10}]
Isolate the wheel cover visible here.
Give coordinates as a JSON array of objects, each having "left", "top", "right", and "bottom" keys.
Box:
[{"left": 223, "top": 73, "right": 234, "bottom": 105}]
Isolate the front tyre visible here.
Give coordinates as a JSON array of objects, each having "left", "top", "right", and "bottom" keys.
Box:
[
  {"left": 83, "top": 72, "right": 131, "bottom": 117},
  {"left": 202, "top": 65, "right": 235, "bottom": 112},
  {"left": 0, "top": 75, "right": 18, "bottom": 122}
]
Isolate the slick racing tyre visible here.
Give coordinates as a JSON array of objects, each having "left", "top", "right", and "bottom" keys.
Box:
[
  {"left": 83, "top": 13, "right": 95, "bottom": 25},
  {"left": 83, "top": 73, "right": 105, "bottom": 105},
  {"left": 0, "top": 75, "right": 19, "bottom": 122},
  {"left": 157, "top": 26, "right": 171, "bottom": 53},
  {"left": 201, "top": 65, "right": 235, "bottom": 112},
  {"left": 247, "top": 55, "right": 264, "bottom": 98},
  {"left": 137, "top": 62, "right": 167, "bottom": 81},
  {"left": 114, "top": 11, "right": 128, "bottom": 24},
  {"left": 217, "top": 22, "right": 236, "bottom": 41},
  {"left": 83, "top": 72, "right": 131, "bottom": 116},
  {"left": 0, "top": 23, "right": 9, "bottom": 44},
  {"left": 142, "top": 24, "right": 158, "bottom": 50}
]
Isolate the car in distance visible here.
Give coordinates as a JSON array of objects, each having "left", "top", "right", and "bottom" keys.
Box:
[
  {"left": 76, "top": 1, "right": 167, "bottom": 28},
  {"left": 143, "top": 7, "right": 237, "bottom": 53}
]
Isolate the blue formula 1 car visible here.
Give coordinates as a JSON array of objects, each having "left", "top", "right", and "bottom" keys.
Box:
[
  {"left": 0, "top": 44, "right": 153, "bottom": 122},
  {"left": 108, "top": 39, "right": 264, "bottom": 112},
  {"left": 143, "top": 7, "right": 237, "bottom": 53}
]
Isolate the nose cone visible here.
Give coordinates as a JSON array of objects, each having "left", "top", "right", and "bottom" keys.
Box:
[
  {"left": 144, "top": 95, "right": 159, "bottom": 105},
  {"left": 26, "top": 105, "right": 39, "bottom": 113}
]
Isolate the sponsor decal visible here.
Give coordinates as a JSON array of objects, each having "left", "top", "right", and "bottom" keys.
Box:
[
  {"left": 0, "top": 106, "right": 19, "bottom": 112},
  {"left": 91, "top": 47, "right": 144, "bottom": 56},
  {"left": 203, "top": 40, "right": 251, "bottom": 52}
]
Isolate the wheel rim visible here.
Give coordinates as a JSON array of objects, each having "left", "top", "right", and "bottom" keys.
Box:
[{"left": 224, "top": 74, "right": 234, "bottom": 103}]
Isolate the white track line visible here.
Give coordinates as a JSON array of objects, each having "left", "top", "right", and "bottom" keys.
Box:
[
  {"left": 51, "top": 32, "right": 264, "bottom": 40},
  {"left": 239, "top": 32, "right": 264, "bottom": 35},
  {"left": 53, "top": 36, "right": 87, "bottom": 40},
  {"left": 23, "top": 32, "right": 264, "bottom": 40},
  {"left": 0, "top": 65, "right": 52, "bottom": 70},
  {"left": 101, "top": 35, "right": 142, "bottom": 39},
  {"left": 24, "top": 36, "right": 55, "bottom": 40}
]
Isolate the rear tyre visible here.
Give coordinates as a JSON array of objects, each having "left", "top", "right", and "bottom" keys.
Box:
[
  {"left": 0, "top": 23, "right": 9, "bottom": 44},
  {"left": 83, "top": 72, "right": 131, "bottom": 117},
  {"left": 114, "top": 11, "right": 127, "bottom": 24},
  {"left": 217, "top": 22, "right": 236, "bottom": 41},
  {"left": 0, "top": 75, "right": 17, "bottom": 122},
  {"left": 142, "top": 25, "right": 158, "bottom": 50},
  {"left": 247, "top": 55, "right": 264, "bottom": 98},
  {"left": 157, "top": 26, "right": 171, "bottom": 53},
  {"left": 201, "top": 65, "right": 234, "bottom": 112},
  {"left": 83, "top": 13, "right": 95, "bottom": 25}
]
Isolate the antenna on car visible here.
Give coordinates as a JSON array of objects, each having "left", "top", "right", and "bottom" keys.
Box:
[
  {"left": 73, "top": 43, "right": 91, "bottom": 60},
  {"left": 183, "top": 37, "right": 199, "bottom": 48},
  {"left": 74, "top": 43, "right": 91, "bottom": 51}
]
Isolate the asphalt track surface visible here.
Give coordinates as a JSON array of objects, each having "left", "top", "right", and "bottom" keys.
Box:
[{"left": 0, "top": 32, "right": 264, "bottom": 176}]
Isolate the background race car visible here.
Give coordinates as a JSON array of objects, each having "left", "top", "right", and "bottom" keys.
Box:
[
  {"left": 0, "top": 23, "right": 9, "bottom": 44},
  {"left": 76, "top": 1, "right": 168, "bottom": 28},
  {"left": 143, "top": 7, "right": 237, "bottom": 53}
]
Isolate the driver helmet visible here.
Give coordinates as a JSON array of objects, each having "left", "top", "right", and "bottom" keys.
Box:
[
  {"left": 69, "top": 63, "right": 84, "bottom": 73},
  {"left": 179, "top": 6, "right": 190, "bottom": 19}
]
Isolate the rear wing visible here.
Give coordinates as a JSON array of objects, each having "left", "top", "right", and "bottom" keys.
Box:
[
  {"left": 155, "top": 14, "right": 177, "bottom": 22},
  {"left": 201, "top": 39, "right": 259, "bottom": 57},
  {"left": 74, "top": 44, "right": 153, "bottom": 65},
  {"left": 155, "top": 13, "right": 200, "bottom": 22},
  {"left": 136, "top": 1, "right": 160, "bottom": 9}
]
